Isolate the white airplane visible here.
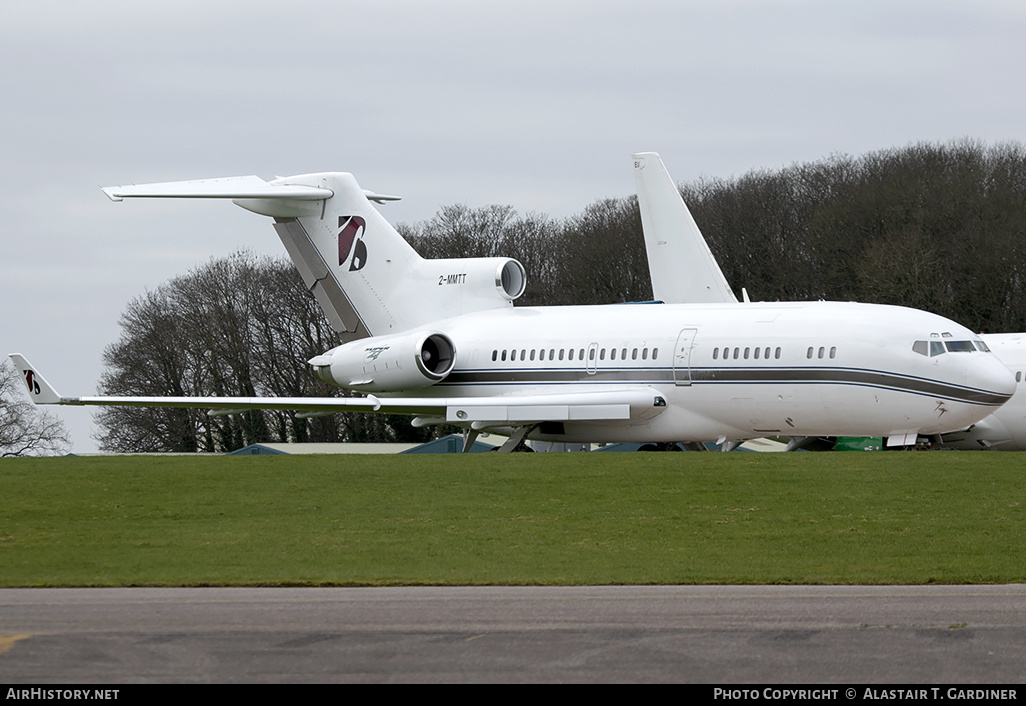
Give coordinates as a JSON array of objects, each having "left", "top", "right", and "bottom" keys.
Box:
[
  {"left": 633, "top": 151, "right": 1026, "bottom": 450},
  {"left": 933, "top": 333, "right": 1026, "bottom": 449},
  {"left": 8, "top": 160, "right": 1017, "bottom": 452}
]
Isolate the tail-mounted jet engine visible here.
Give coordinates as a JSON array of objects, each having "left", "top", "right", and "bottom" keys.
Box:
[
  {"left": 429, "top": 257, "right": 526, "bottom": 303},
  {"left": 495, "top": 258, "right": 527, "bottom": 301},
  {"left": 310, "top": 331, "right": 456, "bottom": 393}
]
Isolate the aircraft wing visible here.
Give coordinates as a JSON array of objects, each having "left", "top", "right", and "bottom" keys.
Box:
[{"left": 8, "top": 354, "right": 664, "bottom": 426}]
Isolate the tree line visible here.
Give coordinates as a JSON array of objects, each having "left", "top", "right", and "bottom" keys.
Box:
[
  {"left": 77, "top": 138, "right": 1026, "bottom": 453},
  {"left": 91, "top": 252, "right": 441, "bottom": 453},
  {"left": 682, "top": 138, "right": 1026, "bottom": 333}
]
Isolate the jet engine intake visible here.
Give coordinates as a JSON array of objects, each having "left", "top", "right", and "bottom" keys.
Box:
[
  {"left": 495, "top": 258, "right": 526, "bottom": 301},
  {"left": 311, "top": 331, "right": 456, "bottom": 392}
]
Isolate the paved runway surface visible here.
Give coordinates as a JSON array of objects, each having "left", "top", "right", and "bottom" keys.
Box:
[{"left": 1, "top": 585, "right": 1024, "bottom": 683}]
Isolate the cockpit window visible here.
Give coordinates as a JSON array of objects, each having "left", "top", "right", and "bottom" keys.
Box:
[
  {"left": 945, "top": 341, "right": 976, "bottom": 353},
  {"left": 916, "top": 340, "right": 978, "bottom": 356}
]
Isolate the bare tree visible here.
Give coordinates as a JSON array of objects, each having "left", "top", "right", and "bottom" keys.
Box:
[
  {"left": 93, "top": 286, "right": 207, "bottom": 452},
  {"left": 93, "top": 250, "right": 451, "bottom": 452},
  {"left": 399, "top": 204, "right": 560, "bottom": 306},
  {"left": 399, "top": 200, "right": 649, "bottom": 306},
  {"left": 553, "top": 197, "right": 651, "bottom": 305},
  {"left": 0, "top": 360, "right": 71, "bottom": 457}
]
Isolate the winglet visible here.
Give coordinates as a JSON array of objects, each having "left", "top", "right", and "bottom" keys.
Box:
[{"left": 7, "top": 354, "right": 65, "bottom": 404}]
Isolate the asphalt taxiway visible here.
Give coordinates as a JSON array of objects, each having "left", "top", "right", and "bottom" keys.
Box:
[{"left": 1, "top": 585, "right": 1024, "bottom": 683}]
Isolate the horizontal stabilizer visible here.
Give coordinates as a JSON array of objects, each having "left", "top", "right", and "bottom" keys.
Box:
[
  {"left": 101, "top": 175, "right": 334, "bottom": 202},
  {"left": 101, "top": 175, "right": 401, "bottom": 204}
]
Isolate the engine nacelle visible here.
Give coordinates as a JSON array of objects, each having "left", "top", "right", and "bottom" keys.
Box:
[
  {"left": 310, "top": 331, "right": 456, "bottom": 393},
  {"left": 426, "top": 257, "right": 526, "bottom": 304}
]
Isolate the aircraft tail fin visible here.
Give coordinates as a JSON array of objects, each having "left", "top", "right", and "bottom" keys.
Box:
[
  {"left": 103, "top": 172, "right": 525, "bottom": 341},
  {"left": 632, "top": 153, "right": 737, "bottom": 304}
]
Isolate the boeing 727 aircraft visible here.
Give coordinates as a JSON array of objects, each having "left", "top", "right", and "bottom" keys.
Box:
[{"left": 9, "top": 160, "right": 1017, "bottom": 451}]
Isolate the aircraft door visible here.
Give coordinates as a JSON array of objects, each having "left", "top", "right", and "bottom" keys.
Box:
[{"left": 673, "top": 328, "right": 698, "bottom": 386}]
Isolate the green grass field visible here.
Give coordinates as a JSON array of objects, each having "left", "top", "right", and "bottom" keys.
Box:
[{"left": 1, "top": 452, "right": 1023, "bottom": 586}]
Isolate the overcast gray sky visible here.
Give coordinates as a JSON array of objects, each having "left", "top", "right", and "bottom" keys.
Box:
[{"left": 3, "top": 0, "right": 1025, "bottom": 452}]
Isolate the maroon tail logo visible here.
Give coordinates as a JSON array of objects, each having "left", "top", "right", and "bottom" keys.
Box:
[
  {"left": 338, "top": 216, "right": 368, "bottom": 271},
  {"left": 23, "top": 369, "right": 40, "bottom": 395}
]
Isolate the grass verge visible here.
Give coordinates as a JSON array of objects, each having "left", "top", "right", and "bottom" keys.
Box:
[{"left": 1, "top": 452, "right": 1023, "bottom": 586}]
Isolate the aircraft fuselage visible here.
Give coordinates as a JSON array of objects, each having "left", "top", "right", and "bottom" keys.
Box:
[{"left": 319, "top": 300, "right": 1014, "bottom": 444}]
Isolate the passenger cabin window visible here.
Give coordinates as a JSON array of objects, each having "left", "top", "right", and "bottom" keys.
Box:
[{"left": 711, "top": 345, "right": 781, "bottom": 362}]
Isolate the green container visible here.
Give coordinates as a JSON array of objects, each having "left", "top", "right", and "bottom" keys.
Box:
[{"left": 835, "top": 436, "right": 883, "bottom": 451}]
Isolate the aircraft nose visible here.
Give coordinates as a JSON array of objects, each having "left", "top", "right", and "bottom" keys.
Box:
[{"left": 965, "top": 354, "right": 1017, "bottom": 404}]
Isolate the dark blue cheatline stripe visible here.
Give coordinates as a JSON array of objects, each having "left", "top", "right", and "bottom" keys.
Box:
[{"left": 439, "top": 366, "right": 1011, "bottom": 406}]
